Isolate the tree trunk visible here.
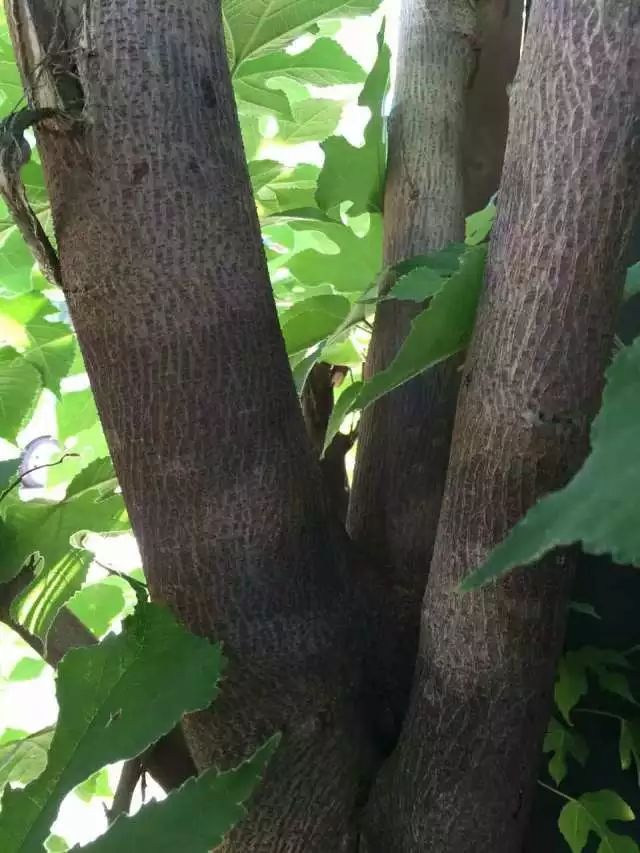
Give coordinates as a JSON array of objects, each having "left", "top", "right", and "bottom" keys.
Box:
[
  {"left": 7, "top": 1, "right": 375, "bottom": 850},
  {"left": 364, "top": 2, "right": 640, "bottom": 850},
  {"left": 348, "top": 0, "right": 522, "bottom": 730}
]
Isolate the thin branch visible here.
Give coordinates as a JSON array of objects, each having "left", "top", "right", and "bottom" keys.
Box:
[
  {"left": 107, "top": 757, "right": 143, "bottom": 824},
  {"left": 0, "top": 452, "right": 78, "bottom": 504}
]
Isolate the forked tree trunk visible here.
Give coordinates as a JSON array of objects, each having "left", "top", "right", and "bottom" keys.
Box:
[
  {"left": 348, "top": 0, "right": 522, "bottom": 728},
  {"left": 7, "top": 1, "right": 375, "bottom": 850},
  {"left": 364, "top": 2, "right": 640, "bottom": 850}
]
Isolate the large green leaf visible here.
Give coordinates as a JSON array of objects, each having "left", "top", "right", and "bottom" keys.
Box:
[
  {"left": 0, "top": 347, "right": 42, "bottom": 442},
  {"left": 225, "top": 0, "right": 380, "bottom": 65},
  {"left": 0, "top": 458, "right": 128, "bottom": 637},
  {"left": 233, "top": 78, "right": 293, "bottom": 120},
  {"left": 80, "top": 737, "right": 278, "bottom": 853},
  {"left": 0, "top": 602, "right": 225, "bottom": 853},
  {"left": 543, "top": 717, "right": 588, "bottom": 785},
  {"left": 461, "top": 336, "right": 640, "bottom": 591},
  {"left": 280, "top": 294, "right": 350, "bottom": 354},
  {"left": 237, "top": 38, "right": 365, "bottom": 88},
  {"left": 274, "top": 98, "right": 342, "bottom": 144},
  {"left": 0, "top": 293, "right": 76, "bottom": 394},
  {"left": 316, "top": 23, "right": 389, "bottom": 216},
  {"left": 0, "top": 729, "right": 54, "bottom": 794},
  {"left": 558, "top": 790, "right": 638, "bottom": 853},
  {"left": 251, "top": 161, "right": 320, "bottom": 217},
  {"left": 286, "top": 212, "right": 382, "bottom": 292}
]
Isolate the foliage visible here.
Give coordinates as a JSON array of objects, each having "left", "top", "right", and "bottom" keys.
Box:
[{"left": 0, "top": 600, "right": 275, "bottom": 853}]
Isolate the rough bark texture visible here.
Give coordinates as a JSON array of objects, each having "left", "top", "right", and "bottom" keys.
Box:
[
  {"left": 364, "top": 3, "right": 640, "bottom": 851},
  {"left": 7, "top": 2, "right": 374, "bottom": 850},
  {"left": 348, "top": 0, "right": 522, "bottom": 727}
]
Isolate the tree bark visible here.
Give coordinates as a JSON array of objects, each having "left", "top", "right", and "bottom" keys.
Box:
[
  {"left": 348, "top": 0, "right": 522, "bottom": 730},
  {"left": 7, "top": 1, "right": 374, "bottom": 850},
  {"left": 364, "top": 2, "right": 640, "bottom": 850}
]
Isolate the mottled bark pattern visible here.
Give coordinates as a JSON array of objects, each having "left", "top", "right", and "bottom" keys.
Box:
[
  {"left": 9, "top": 1, "right": 373, "bottom": 849},
  {"left": 348, "top": 2, "right": 474, "bottom": 716},
  {"left": 348, "top": 0, "right": 521, "bottom": 727},
  {"left": 365, "top": 3, "right": 640, "bottom": 851}
]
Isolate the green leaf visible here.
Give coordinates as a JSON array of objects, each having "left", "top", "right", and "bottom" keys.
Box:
[
  {"left": 0, "top": 602, "right": 225, "bottom": 853},
  {"left": 543, "top": 717, "right": 588, "bottom": 785},
  {"left": 8, "top": 657, "right": 46, "bottom": 682},
  {"left": 1, "top": 458, "right": 128, "bottom": 636},
  {"left": 280, "top": 294, "right": 350, "bottom": 354},
  {"left": 461, "top": 336, "right": 640, "bottom": 590},
  {"left": 0, "top": 293, "right": 76, "bottom": 394},
  {"left": 234, "top": 78, "right": 293, "bottom": 120},
  {"left": 45, "top": 836, "right": 68, "bottom": 853},
  {"left": 225, "top": 0, "right": 380, "bottom": 65},
  {"left": 0, "top": 34, "right": 23, "bottom": 110},
  {"left": 286, "top": 213, "right": 382, "bottom": 293},
  {"left": 251, "top": 161, "right": 320, "bottom": 217},
  {"left": 619, "top": 718, "right": 640, "bottom": 786},
  {"left": 0, "top": 227, "right": 36, "bottom": 297},
  {"left": 79, "top": 737, "right": 279, "bottom": 853},
  {"left": 0, "top": 729, "right": 54, "bottom": 794},
  {"left": 558, "top": 790, "right": 638, "bottom": 853},
  {"left": 0, "top": 348, "right": 42, "bottom": 442},
  {"left": 0, "top": 456, "right": 19, "bottom": 492},
  {"left": 237, "top": 38, "right": 365, "bottom": 88},
  {"left": 275, "top": 98, "right": 342, "bottom": 144},
  {"left": 357, "top": 244, "right": 486, "bottom": 409},
  {"left": 57, "top": 388, "right": 100, "bottom": 441},
  {"left": 465, "top": 202, "right": 497, "bottom": 246},
  {"left": 569, "top": 601, "right": 601, "bottom": 620},
  {"left": 384, "top": 244, "right": 467, "bottom": 303},
  {"left": 554, "top": 648, "right": 635, "bottom": 724},
  {"left": 74, "top": 769, "right": 112, "bottom": 803},
  {"left": 316, "top": 24, "right": 389, "bottom": 216},
  {"left": 624, "top": 262, "right": 640, "bottom": 300},
  {"left": 67, "top": 581, "right": 127, "bottom": 638},
  {"left": 555, "top": 652, "right": 590, "bottom": 724}
]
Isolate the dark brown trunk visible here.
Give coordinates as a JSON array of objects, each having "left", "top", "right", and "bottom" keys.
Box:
[
  {"left": 364, "top": 3, "right": 640, "bottom": 850},
  {"left": 7, "top": 1, "right": 373, "bottom": 850},
  {"left": 348, "top": 0, "right": 522, "bottom": 730}
]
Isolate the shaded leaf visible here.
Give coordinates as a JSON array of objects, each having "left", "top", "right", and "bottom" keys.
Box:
[
  {"left": 543, "top": 717, "right": 588, "bottom": 785},
  {"left": 619, "top": 718, "right": 640, "bottom": 786},
  {"left": 0, "top": 729, "right": 53, "bottom": 794},
  {"left": 280, "top": 294, "right": 350, "bottom": 354},
  {"left": 558, "top": 790, "right": 638, "bottom": 853}
]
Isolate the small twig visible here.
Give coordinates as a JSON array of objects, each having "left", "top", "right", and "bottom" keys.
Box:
[
  {"left": 0, "top": 452, "right": 78, "bottom": 503},
  {"left": 107, "top": 757, "right": 143, "bottom": 824}
]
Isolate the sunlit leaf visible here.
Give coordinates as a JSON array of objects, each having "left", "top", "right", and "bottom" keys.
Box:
[{"left": 0, "top": 602, "right": 225, "bottom": 853}]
